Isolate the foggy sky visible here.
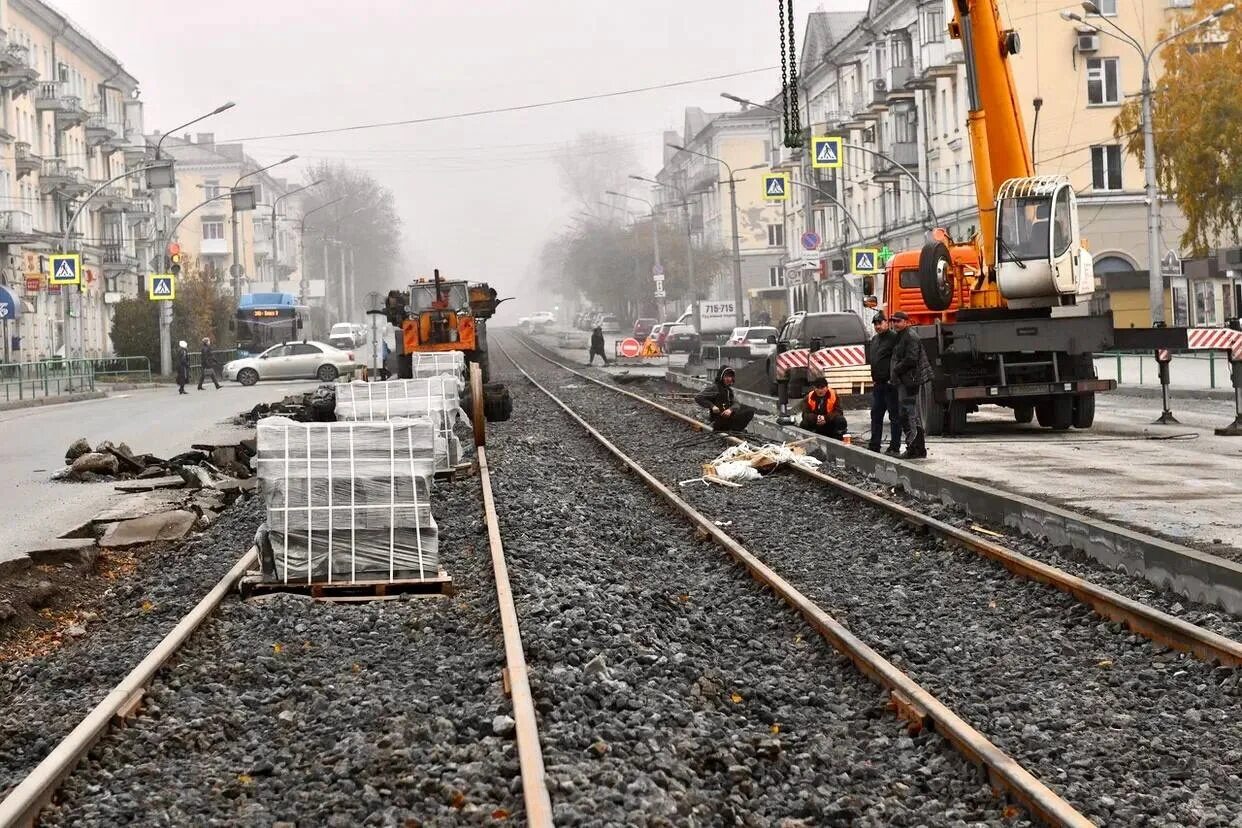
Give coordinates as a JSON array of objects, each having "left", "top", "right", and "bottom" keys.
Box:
[{"left": 55, "top": 0, "right": 863, "bottom": 322}]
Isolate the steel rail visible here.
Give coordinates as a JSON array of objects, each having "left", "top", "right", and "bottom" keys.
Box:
[
  {"left": 510, "top": 335, "right": 1242, "bottom": 668},
  {"left": 477, "top": 444, "right": 554, "bottom": 826},
  {"left": 0, "top": 549, "right": 259, "bottom": 827},
  {"left": 498, "top": 340, "right": 1093, "bottom": 828}
]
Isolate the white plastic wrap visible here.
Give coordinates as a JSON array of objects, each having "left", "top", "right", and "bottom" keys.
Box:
[
  {"left": 410, "top": 352, "right": 466, "bottom": 379},
  {"left": 256, "top": 417, "right": 438, "bottom": 583},
  {"left": 334, "top": 378, "right": 464, "bottom": 470}
]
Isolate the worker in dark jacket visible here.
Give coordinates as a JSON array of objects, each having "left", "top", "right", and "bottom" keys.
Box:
[
  {"left": 197, "top": 337, "right": 221, "bottom": 390},
  {"left": 588, "top": 325, "right": 609, "bottom": 366},
  {"left": 695, "top": 366, "right": 755, "bottom": 432},
  {"left": 867, "top": 312, "right": 901, "bottom": 454},
  {"left": 175, "top": 340, "right": 190, "bottom": 395},
  {"left": 800, "top": 377, "right": 848, "bottom": 439},
  {"left": 889, "top": 311, "right": 934, "bottom": 459}
]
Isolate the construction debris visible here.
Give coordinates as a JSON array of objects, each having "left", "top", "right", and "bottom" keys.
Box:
[
  {"left": 701, "top": 441, "right": 823, "bottom": 485},
  {"left": 234, "top": 384, "right": 337, "bottom": 426},
  {"left": 54, "top": 437, "right": 256, "bottom": 486},
  {"left": 98, "top": 510, "right": 198, "bottom": 549}
]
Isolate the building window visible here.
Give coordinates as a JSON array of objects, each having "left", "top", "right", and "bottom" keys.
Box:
[
  {"left": 767, "top": 224, "right": 784, "bottom": 247},
  {"left": 1087, "top": 58, "right": 1120, "bottom": 105},
  {"left": 203, "top": 179, "right": 221, "bottom": 199},
  {"left": 1091, "top": 145, "right": 1123, "bottom": 190},
  {"left": 923, "top": 6, "right": 944, "bottom": 42},
  {"left": 202, "top": 219, "right": 225, "bottom": 240},
  {"left": 1090, "top": 0, "right": 1117, "bottom": 15},
  {"left": 769, "top": 266, "right": 784, "bottom": 288},
  {"left": 1193, "top": 280, "right": 1217, "bottom": 325}
]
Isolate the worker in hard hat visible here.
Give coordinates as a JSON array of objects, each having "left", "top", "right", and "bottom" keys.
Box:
[
  {"left": 694, "top": 366, "right": 755, "bottom": 432},
  {"left": 800, "top": 377, "right": 847, "bottom": 440}
]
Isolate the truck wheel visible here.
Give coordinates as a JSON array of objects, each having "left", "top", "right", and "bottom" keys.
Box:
[
  {"left": 918, "top": 240, "right": 954, "bottom": 311},
  {"left": 924, "top": 402, "right": 947, "bottom": 436},
  {"left": 1013, "top": 404, "right": 1034, "bottom": 424},
  {"left": 1072, "top": 393, "right": 1095, "bottom": 429},
  {"left": 946, "top": 402, "right": 969, "bottom": 435},
  {"left": 1038, "top": 397, "right": 1073, "bottom": 430}
]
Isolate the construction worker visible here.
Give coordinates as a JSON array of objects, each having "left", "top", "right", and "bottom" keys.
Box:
[
  {"left": 695, "top": 366, "right": 755, "bottom": 432},
  {"left": 588, "top": 325, "right": 609, "bottom": 366},
  {"left": 889, "top": 311, "right": 933, "bottom": 459},
  {"left": 867, "top": 312, "right": 901, "bottom": 454},
  {"left": 800, "top": 377, "right": 847, "bottom": 440}
]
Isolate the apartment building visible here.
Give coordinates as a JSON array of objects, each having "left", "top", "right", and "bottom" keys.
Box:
[
  {"left": 0, "top": 0, "right": 151, "bottom": 362},
  {"left": 153, "top": 134, "right": 304, "bottom": 299},
  {"left": 654, "top": 106, "right": 788, "bottom": 323},
  {"left": 780, "top": 0, "right": 1202, "bottom": 323}
]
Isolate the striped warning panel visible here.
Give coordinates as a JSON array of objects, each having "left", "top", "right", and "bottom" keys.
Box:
[
  {"left": 1187, "top": 327, "right": 1242, "bottom": 360},
  {"left": 809, "top": 344, "right": 867, "bottom": 371},
  {"left": 775, "top": 348, "right": 810, "bottom": 378}
]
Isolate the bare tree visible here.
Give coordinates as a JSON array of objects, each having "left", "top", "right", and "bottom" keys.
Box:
[{"left": 553, "top": 132, "right": 640, "bottom": 213}]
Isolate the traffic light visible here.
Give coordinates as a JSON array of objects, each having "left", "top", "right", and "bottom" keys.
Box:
[{"left": 167, "top": 242, "right": 182, "bottom": 276}]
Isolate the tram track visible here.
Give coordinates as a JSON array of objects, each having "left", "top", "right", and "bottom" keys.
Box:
[{"left": 500, "top": 333, "right": 1242, "bottom": 826}]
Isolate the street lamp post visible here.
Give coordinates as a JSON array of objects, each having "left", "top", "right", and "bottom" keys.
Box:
[
  {"left": 630, "top": 174, "right": 696, "bottom": 310},
  {"left": 300, "top": 196, "right": 347, "bottom": 305},
  {"left": 331, "top": 203, "right": 380, "bottom": 321},
  {"left": 230, "top": 154, "right": 298, "bottom": 298},
  {"left": 269, "top": 181, "right": 322, "bottom": 290},
  {"left": 666, "top": 144, "right": 765, "bottom": 326},
  {"left": 605, "top": 189, "right": 663, "bottom": 316},
  {"left": 153, "top": 102, "right": 235, "bottom": 160},
  {"left": 1061, "top": 2, "right": 1235, "bottom": 326}
]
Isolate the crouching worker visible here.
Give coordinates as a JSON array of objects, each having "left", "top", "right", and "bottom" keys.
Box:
[
  {"left": 800, "top": 377, "right": 848, "bottom": 440},
  {"left": 695, "top": 367, "right": 756, "bottom": 432}
]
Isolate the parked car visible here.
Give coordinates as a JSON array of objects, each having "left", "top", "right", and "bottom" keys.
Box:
[
  {"left": 330, "top": 322, "right": 367, "bottom": 347},
  {"left": 224, "top": 341, "right": 360, "bottom": 386},
  {"left": 598, "top": 314, "right": 621, "bottom": 333},
  {"left": 529, "top": 310, "right": 556, "bottom": 326},
  {"left": 766, "top": 312, "right": 868, "bottom": 395},
  {"left": 633, "top": 317, "right": 658, "bottom": 340},
  {"left": 726, "top": 325, "right": 780, "bottom": 358},
  {"left": 663, "top": 324, "right": 700, "bottom": 354}
]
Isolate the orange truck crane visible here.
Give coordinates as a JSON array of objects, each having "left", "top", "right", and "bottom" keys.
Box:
[{"left": 877, "top": 0, "right": 1117, "bottom": 434}]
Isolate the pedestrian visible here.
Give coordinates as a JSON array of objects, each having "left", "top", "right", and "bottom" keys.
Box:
[
  {"left": 889, "top": 311, "right": 934, "bottom": 459},
  {"left": 197, "top": 336, "right": 221, "bottom": 390},
  {"left": 866, "top": 312, "right": 902, "bottom": 454},
  {"left": 799, "top": 377, "right": 848, "bottom": 440},
  {"left": 176, "top": 340, "right": 190, "bottom": 395},
  {"left": 695, "top": 366, "right": 756, "bottom": 432},
  {"left": 588, "top": 325, "right": 610, "bottom": 366}
]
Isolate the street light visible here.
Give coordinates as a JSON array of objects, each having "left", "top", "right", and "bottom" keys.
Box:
[
  {"left": 153, "top": 102, "right": 236, "bottom": 160},
  {"left": 785, "top": 177, "right": 865, "bottom": 244},
  {"left": 1060, "top": 1, "right": 1235, "bottom": 326},
  {"left": 631, "top": 173, "right": 697, "bottom": 302},
  {"left": 269, "top": 180, "right": 322, "bottom": 290},
  {"left": 230, "top": 153, "right": 298, "bottom": 297},
  {"left": 667, "top": 144, "right": 768, "bottom": 326},
  {"left": 299, "top": 196, "right": 347, "bottom": 305}
]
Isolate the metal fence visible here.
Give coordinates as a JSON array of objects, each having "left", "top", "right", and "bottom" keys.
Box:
[
  {"left": 1094, "top": 350, "right": 1232, "bottom": 390},
  {"left": 90, "top": 356, "right": 152, "bottom": 384},
  {"left": 0, "top": 358, "right": 96, "bottom": 403}
]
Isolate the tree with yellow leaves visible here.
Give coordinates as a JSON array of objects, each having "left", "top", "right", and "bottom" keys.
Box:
[{"left": 1113, "top": 1, "right": 1242, "bottom": 256}]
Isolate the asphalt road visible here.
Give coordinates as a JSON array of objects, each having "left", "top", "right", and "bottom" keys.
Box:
[{"left": 0, "top": 380, "right": 318, "bottom": 564}]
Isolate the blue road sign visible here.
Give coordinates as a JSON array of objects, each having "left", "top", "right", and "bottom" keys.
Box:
[
  {"left": 149, "top": 274, "right": 176, "bottom": 301},
  {"left": 851, "top": 248, "right": 880, "bottom": 274},
  {"left": 0, "top": 284, "right": 19, "bottom": 320},
  {"left": 801, "top": 231, "right": 821, "bottom": 251},
  {"left": 49, "top": 253, "right": 81, "bottom": 286},
  {"left": 811, "top": 136, "right": 843, "bottom": 169}
]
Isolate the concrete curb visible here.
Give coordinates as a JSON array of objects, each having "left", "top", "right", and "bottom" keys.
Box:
[
  {"left": 665, "top": 371, "right": 1242, "bottom": 615},
  {"left": 0, "top": 391, "right": 107, "bottom": 412}
]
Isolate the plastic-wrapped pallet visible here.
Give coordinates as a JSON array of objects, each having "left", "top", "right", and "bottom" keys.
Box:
[
  {"left": 333, "top": 377, "right": 464, "bottom": 470},
  {"left": 256, "top": 416, "right": 438, "bottom": 583},
  {"left": 410, "top": 352, "right": 465, "bottom": 379}
]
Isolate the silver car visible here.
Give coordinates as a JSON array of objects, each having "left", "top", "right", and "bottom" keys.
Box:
[{"left": 224, "top": 341, "right": 360, "bottom": 386}]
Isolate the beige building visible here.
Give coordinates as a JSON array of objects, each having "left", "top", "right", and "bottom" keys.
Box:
[
  {"left": 0, "top": 0, "right": 150, "bottom": 362},
  {"left": 153, "top": 134, "right": 305, "bottom": 298},
  {"left": 654, "top": 106, "right": 789, "bottom": 322},
  {"left": 779, "top": 0, "right": 1199, "bottom": 322}
]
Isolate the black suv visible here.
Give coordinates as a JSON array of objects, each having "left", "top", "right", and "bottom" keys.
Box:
[{"left": 766, "top": 312, "right": 868, "bottom": 395}]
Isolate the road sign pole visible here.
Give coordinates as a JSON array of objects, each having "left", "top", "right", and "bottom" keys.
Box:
[
  {"left": 159, "top": 299, "right": 172, "bottom": 377},
  {"left": 728, "top": 176, "right": 743, "bottom": 327}
]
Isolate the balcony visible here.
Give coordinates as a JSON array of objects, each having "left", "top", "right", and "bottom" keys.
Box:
[
  {"left": 97, "top": 185, "right": 135, "bottom": 213},
  {"left": 84, "top": 112, "right": 117, "bottom": 148},
  {"left": 36, "top": 82, "right": 89, "bottom": 130},
  {"left": 0, "top": 209, "right": 35, "bottom": 243},
  {"left": 915, "top": 40, "right": 965, "bottom": 87},
  {"left": 886, "top": 64, "right": 917, "bottom": 101},
  {"left": 39, "top": 158, "right": 91, "bottom": 196},
  {"left": 125, "top": 197, "right": 155, "bottom": 223},
  {"left": 201, "top": 237, "right": 229, "bottom": 256},
  {"left": 102, "top": 243, "right": 138, "bottom": 273},
  {"left": 873, "top": 141, "right": 921, "bottom": 182},
  {"left": 0, "top": 41, "right": 38, "bottom": 95},
  {"left": 810, "top": 168, "right": 838, "bottom": 201},
  {"left": 14, "top": 141, "right": 40, "bottom": 178},
  {"left": 866, "top": 80, "right": 890, "bottom": 115}
]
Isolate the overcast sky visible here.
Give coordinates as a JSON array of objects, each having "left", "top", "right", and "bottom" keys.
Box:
[{"left": 57, "top": 0, "right": 863, "bottom": 319}]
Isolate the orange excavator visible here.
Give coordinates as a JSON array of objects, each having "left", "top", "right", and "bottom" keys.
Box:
[{"left": 873, "top": 0, "right": 1117, "bottom": 434}]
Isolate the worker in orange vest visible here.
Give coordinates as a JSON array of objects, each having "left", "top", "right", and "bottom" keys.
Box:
[{"left": 800, "top": 377, "right": 848, "bottom": 440}]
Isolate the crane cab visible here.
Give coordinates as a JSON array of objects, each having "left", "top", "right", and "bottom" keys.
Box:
[{"left": 994, "top": 175, "right": 1095, "bottom": 311}]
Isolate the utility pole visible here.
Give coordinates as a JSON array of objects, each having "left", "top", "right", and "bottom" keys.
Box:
[{"left": 230, "top": 154, "right": 297, "bottom": 298}]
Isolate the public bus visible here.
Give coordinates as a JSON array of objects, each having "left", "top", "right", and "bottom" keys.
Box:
[{"left": 234, "top": 293, "right": 318, "bottom": 356}]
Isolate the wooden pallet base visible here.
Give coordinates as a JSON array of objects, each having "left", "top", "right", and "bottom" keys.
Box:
[
  {"left": 434, "top": 461, "right": 476, "bottom": 482},
  {"left": 239, "top": 569, "right": 454, "bottom": 602}
]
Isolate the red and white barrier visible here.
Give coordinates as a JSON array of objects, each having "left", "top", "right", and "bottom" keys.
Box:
[{"left": 1187, "top": 327, "right": 1242, "bottom": 361}]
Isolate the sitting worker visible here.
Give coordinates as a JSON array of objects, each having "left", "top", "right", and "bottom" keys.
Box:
[
  {"left": 694, "top": 366, "right": 756, "bottom": 432},
  {"left": 800, "top": 377, "right": 848, "bottom": 440}
]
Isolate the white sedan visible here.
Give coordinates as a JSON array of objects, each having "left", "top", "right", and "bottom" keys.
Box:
[{"left": 224, "top": 341, "right": 361, "bottom": 386}]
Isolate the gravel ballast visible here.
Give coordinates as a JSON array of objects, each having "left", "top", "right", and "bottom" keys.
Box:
[
  {"left": 38, "top": 476, "right": 521, "bottom": 826},
  {"left": 487, "top": 345, "right": 1026, "bottom": 826},
  {"left": 502, "top": 334, "right": 1242, "bottom": 827}
]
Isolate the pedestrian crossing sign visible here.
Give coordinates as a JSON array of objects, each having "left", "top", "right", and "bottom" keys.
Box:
[
  {"left": 811, "top": 136, "right": 843, "bottom": 169},
  {"left": 149, "top": 274, "right": 175, "bottom": 301},
  {"left": 49, "top": 253, "right": 81, "bottom": 286},
  {"left": 851, "top": 247, "right": 881, "bottom": 274},
  {"left": 762, "top": 173, "right": 790, "bottom": 201}
]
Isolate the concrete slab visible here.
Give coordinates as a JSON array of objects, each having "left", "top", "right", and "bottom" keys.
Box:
[
  {"left": 27, "top": 537, "right": 99, "bottom": 566},
  {"left": 98, "top": 510, "right": 196, "bottom": 548},
  {"left": 92, "top": 492, "right": 188, "bottom": 523},
  {"left": 114, "top": 476, "right": 187, "bottom": 493}
]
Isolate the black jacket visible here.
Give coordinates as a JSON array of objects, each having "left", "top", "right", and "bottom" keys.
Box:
[
  {"left": 200, "top": 345, "right": 215, "bottom": 369},
  {"left": 890, "top": 327, "right": 933, "bottom": 389},
  {"left": 695, "top": 367, "right": 736, "bottom": 411},
  {"left": 868, "top": 328, "right": 897, "bottom": 382},
  {"left": 589, "top": 328, "right": 605, "bottom": 353},
  {"left": 176, "top": 349, "right": 190, "bottom": 384}
]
